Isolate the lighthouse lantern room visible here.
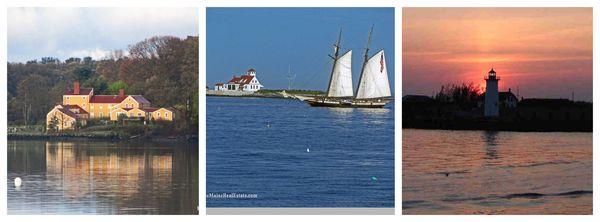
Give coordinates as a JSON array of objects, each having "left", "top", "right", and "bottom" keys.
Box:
[{"left": 484, "top": 68, "right": 500, "bottom": 117}]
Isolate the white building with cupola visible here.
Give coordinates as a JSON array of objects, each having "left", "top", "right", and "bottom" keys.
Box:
[{"left": 214, "top": 68, "right": 264, "bottom": 92}]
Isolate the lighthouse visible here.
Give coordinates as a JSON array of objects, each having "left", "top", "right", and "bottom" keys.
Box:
[{"left": 484, "top": 68, "right": 499, "bottom": 117}]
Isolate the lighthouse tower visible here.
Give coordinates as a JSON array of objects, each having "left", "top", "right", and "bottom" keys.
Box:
[{"left": 484, "top": 68, "right": 500, "bottom": 117}]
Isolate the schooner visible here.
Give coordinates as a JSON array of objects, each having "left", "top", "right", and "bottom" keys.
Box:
[{"left": 306, "top": 27, "right": 392, "bottom": 108}]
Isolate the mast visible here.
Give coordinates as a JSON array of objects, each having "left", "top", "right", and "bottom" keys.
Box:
[
  {"left": 286, "top": 64, "right": 295, "bottom": 90},
  {"left": 355, "top": 26, "right": 373, "bottom": 98},
  {"left": 326, "top": 28, "right": 343, "bottom": 96}
]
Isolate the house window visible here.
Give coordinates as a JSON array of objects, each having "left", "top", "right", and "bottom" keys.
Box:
[
  {"left": 99, "top": 113, "right": 103, "bottom": 118},
  {"left": 66, "top": 96, "right": 70, "bottom": 100},
  {"left": 165, "top": 112, "right": 168, "bottom": 117},
  {"left": 83, "top": 96, "right": 86, "bottom": 100},
  {"left": 91, "top": 105, "right": 94, "bottom": 109},
  {"left": 138, "top": 112, "right": 142, "bottom": 117}
]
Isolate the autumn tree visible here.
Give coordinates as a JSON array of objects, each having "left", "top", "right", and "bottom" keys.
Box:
[
  {"left": 7, "top": 35, "right": 199, "bottom": 135},
  {"left": 107, "top": 80, "right": 129, "bottom": 95}
]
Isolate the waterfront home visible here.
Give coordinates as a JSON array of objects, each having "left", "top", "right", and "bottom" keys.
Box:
[
  {"left": 46, "top": 82, "right": 173, "bottom": 131},
  {"left": 214, "top": 68, "right": 264, "bottom": 92},
  {"left": 479, "top": 89, "right": 519, "bottom": 109}
]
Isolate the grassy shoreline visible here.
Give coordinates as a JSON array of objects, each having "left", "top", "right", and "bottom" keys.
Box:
[
  {"left": 206, "top": 89, "right": 325, "bottom": 99},
  {"left": 8, "top": 124, "right": 198, "bottom": 143}
]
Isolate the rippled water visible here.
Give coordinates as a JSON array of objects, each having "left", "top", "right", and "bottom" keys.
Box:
[
  {"left": 402, "top": 129, "right": 592, "bottom": 214},
  {"left": 207, "top": 97, "right": 394, "bottom": 207},
  {"left": 7, "top": 140, "right": 198, "bottom": 215}
]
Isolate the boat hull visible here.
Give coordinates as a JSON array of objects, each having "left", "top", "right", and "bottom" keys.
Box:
[{"left": 306, "top": 98, "right": 389, "bottom": 108}]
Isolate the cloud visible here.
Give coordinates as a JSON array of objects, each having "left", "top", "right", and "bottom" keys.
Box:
[
  {"left": 8, "top": 7, "right": 198, "bottom": 62},
  {"left": 66, "top": 48, "right": 112, "bottom": 60}
]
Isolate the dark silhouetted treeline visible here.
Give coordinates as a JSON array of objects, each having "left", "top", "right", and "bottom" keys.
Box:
[
  {"left": 7, "top": 35, "right": 199, "bottom": 135},
  {"left": 403, "top": 82, "right": 592, "bottom": 132}
]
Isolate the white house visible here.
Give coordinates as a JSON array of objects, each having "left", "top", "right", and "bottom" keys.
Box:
[
  {"left": 214, "top": 68, "right": 264, "bottom": 92},
  {"left": 214, "top": 83, "right": 225, "bottom": 91}
]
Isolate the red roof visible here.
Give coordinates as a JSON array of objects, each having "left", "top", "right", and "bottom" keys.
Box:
[
  {"left": 90, "top": 95, "right": 127, "bottom": 103},
  {"left": 117, "top": 107, "right": 163, "bottom": 113},
  {"left": 57, "top": 105, "right": 87, "bottom": 119},
  {"left": 89, "top": 95, "right": 151, "bottom": 104},
  {"left": 228, "top": 75, "right": 254, "bottom": 85},
  {"left": 141, "top": 107, "right": 159, "bottom": 112},
  {"left": 131, "top": 95, "right": 150, "bottom": 104},
  {"left": 63, "top": 104, "right": 89, "bottom": 115},
  {"left": 58, "top": 109, "right": 77, "bottom": 119},
  {"left": 65, "top": 88, "right": 93, "bottom": 95}
]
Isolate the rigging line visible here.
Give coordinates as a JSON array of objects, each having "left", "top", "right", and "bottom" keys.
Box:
[{"left": 297, "top": 60, "right": 331, "bottom": 90}]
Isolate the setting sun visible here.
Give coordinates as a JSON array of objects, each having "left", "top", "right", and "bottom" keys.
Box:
[{"left": 403, "top": 8, "right": 592, "bottom": 101}]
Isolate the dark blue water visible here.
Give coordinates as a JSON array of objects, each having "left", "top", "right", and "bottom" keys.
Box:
[{"left": 207, "top": 97, "right": 394, "bottom": 207}]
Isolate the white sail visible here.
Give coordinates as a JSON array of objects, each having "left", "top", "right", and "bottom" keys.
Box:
[
  {"left": 356, "top": 50, "right": 391, "bottom": 99},
  {"left": 327, "top": 50, "right": 353, "bottom": 97}
]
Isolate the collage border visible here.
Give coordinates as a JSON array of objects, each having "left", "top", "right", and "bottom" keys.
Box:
[{"left": 0, "top": 0, "right": 597, "bottom": 220}]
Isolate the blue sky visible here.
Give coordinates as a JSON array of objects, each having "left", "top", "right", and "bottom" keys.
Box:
[
  {"left": 207, "top": 8, "right": 395, "bottom": 92},
  {"left": 8, "top": 8, "right": 198, "bottom": 62}
]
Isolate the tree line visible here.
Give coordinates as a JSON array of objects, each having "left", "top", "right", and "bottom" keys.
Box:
[
  {"left": 434, "top": 83, "right": 482, "bottom": 109},
  {"left": 7, "top": 35, "right": 199, "bottom": 134}
]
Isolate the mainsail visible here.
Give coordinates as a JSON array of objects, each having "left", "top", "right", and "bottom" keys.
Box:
[
  {"left": 327, "top": 50, "right": 353, "bottom": 97},
  {"left": 355, "top": 50, "right": 391, "bottom": 99}
]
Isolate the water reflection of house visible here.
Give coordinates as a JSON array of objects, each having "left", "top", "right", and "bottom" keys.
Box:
[{"left": 44, "top": 141, "right": 173, "bottom": 199}]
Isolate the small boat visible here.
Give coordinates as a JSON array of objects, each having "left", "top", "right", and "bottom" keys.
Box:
[{"left": 306, "top": 27, "right": 392, "bottom": 108}]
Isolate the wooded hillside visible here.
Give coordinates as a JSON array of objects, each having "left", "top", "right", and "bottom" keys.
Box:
[{"left": 7, "top": 35, "right": 199, "bottom": 134}]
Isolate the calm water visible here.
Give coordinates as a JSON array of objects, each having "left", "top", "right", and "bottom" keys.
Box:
[
  {"left": 7, "top": 140, "right": 198, "bottom": 215},
  {"left": 207, "top": 97, "right": 394, "bottom": 207},
  {"left": 403, "top": 129, "right": 592, "bottom": 214}
]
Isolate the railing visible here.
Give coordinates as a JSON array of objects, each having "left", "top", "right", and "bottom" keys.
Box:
[{"left": 484, "top": 75, "right": 500, "bottom": 80}]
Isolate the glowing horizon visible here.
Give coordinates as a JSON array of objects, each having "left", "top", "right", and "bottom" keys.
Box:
[{"left": 403, "top": 8, "right": 592, "bottom": 101}]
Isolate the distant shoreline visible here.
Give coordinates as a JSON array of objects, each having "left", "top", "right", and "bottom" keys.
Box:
[
  {"left": 206, "top": 89, "right": 323, "bottom": 100},
  {"left": 403, "top": 119, "right": 592, "bottom": 132},
  {"left": 8, "top": 124, "right": 198, "bottom": 143},
  {"left": 8, "top": 133, "right": 198, "bottom": 143},
  {"left": 206, "top": 93, "right": 291, "bottom": 99}
]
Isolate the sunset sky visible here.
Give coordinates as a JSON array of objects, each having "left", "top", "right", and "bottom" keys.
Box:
[{"left": 403, "top": 8, "right": 592, "bottom": 102}]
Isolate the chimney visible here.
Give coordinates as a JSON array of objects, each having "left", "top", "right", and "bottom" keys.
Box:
[
  {"left": 73, "top": 81, "right": 80, "bottom": 94},
  {"left": 119, "top": 89, "right": 125, "bottom": 97}
]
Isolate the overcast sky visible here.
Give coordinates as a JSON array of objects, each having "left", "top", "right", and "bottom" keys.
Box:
[{"left": 8, "top": 7, "right": 198, "bottom": 62}]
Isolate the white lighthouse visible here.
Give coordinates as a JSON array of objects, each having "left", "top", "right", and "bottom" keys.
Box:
[{"left": 484, "top": 68, "right": 499, "bottom": 117}]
